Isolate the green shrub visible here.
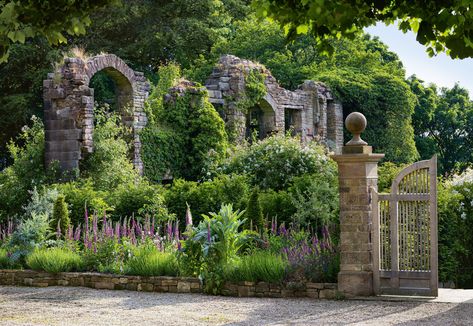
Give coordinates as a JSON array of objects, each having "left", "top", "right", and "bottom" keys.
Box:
[
  {"left": 245, "top": 188, "right": 264, "bottom": 231},
  {"left": 181, "top": 204, "right": 250, "bottom": 294},
  {"left": 0, "top": 116, "right": 59, "bottom": 221},
  {"left": 81, "top": 108, "right": 138, "bottom": 191},
  {"left": 259, "top": 190, "right": 296, "bottom": 226},
  {"left": 126, "top": 245, "right": 178, "bottom": 276},
  {"left": 288, "top": 174, "right": 339, "bottom": 229},
  {"left": 51, "top": 195, "right": 70, "bottom": 236},
  {"left": 0, "top": 248, "right": 11, "bottom": 269},
  {"left": 8, "top": 212, "right": 51, "bottom": 266},
  {"left": 224, "top": 252, "right": 288, "bottom": 283},
  {"left": 23, "top": 187, "right": 59, "bottom": 219},
  {"left": 165, "top": 174, "right": 249, "bottom": 226},
  {"left": 26, "top": 248, "right": 82, "bottom": 273},
  {"left": 106, "top": 181, "right": 172, "bottom": 221},
  {"left": 223, "top": 135, "right": 337, "bottom": 190},
  {"left": 54, "top": 180, "right": 111, "bottom": 226},
  {"left": 82, "top": 237, "right": 132, "bottom": 273}
]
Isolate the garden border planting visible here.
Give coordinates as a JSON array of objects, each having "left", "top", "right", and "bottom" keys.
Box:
[{"left": 0, "top": 270, "right": 337, "bottom": 299}]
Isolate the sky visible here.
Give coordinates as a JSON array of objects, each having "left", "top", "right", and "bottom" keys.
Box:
[{"left": 365, "top": 23, "right": 473, "bottom": 95}]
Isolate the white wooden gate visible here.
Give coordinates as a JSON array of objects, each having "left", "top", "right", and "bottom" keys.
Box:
[{"left": 372, "top": 156, "right": 438, "bottom": 296}]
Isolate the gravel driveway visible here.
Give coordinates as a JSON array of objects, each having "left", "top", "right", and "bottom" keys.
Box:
[{"left": 0, "top": 286, "right": 472, "bottom": 325}]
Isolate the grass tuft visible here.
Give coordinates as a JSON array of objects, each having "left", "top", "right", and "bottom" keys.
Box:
[{"left": 26, "top": 248, "right": 83, "bottom": 273}]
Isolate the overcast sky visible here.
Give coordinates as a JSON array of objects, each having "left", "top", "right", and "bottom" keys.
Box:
[{"left": 365, "top": 23, "right": 473, "bottom": 95}]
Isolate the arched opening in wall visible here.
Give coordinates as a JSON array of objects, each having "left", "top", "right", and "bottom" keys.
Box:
[
  {"left": 82, "top": 67, "right": 135, "bottom": 166},
  {"left": 245, "top": 99, "right": 276, "bottom": 141},
  {"left": 88, "top": 68, "right": 134, "bottom": 126}
]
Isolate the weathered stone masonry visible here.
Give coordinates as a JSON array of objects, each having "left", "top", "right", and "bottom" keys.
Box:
[
  {"left": 205, "top": 55, "right": 344, "bottom": 151},
  {"left": 43, "top": 54, "right": 150, "bottom": 174}
]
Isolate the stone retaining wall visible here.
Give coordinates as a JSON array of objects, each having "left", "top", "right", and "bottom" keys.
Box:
[
  {"left": 222, "top": 281, "right": 337, "bottom": 299},
  {"left": 0, "top": 270, "right": 337, "bottom": 299}
]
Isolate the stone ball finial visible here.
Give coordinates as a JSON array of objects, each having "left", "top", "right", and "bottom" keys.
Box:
[{"left": 345, "top": 112, "right": 368, "bottom": 146}]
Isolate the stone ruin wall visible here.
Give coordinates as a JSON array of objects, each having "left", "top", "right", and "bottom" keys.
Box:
[
  {"left": 205, "top": 55, "right": 344, "bottom": 152},
  {"left": 44, "top": 53, "right": 343, "bottom": 175},
  {"left": 43, "top": 54, "right": 149, "bottom": 174}
]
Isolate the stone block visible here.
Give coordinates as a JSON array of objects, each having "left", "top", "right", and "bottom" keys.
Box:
[
  {"left": 177, "top": 281, "right": 191, "bottom": 293},
  {"left": 319, "top": 289, "right": 336, "bottom": 299},
  {"left": 338, "top": 271, "right": 373, "bottom": 297},
  {"left": 95, "top": 282, "right": 115, "bottom": 290}
]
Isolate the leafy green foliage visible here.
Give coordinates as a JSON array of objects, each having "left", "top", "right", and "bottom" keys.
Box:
[
  {"left": 377, "top": 162, "right": 408, "bottom": 193},
  {"left": 410, "top": 78, "right": 473, "bottom": 176},
  {"left": 224, "top": 252, "right": 288, "bottom": 283},
  {"left": 0, "top": 116, "right": 59, "bottom": 221},
  {"left": 22, "top": 187, "right": 59, "bottom": 219},
  {"left": 181, "top": 204, "right": 251, "bottom": 293},
  {"left": 0, "top": 248, "right": 13, "bottom": 269},
  {"left": 141, "top": 83, "right": 228, "bottom": 181},
  {"left": 223, "top": 135, "right": 336, "bottom": 190},
  {"left": 259, "top": 190, "right": 296, "bottom": 226},
  {"left": 26, "top": 247, "right": 82, "bottom": 273},
  {"left": 144, "top": 63, "right": 181, "bottom": 123},
  {"left": 288, "top": 174, "right": 339, "bottom": 230},
  {"left": 0, "top": 39, "right": 62, "bottom": 160},
  {"left": 8, "top": 212, "right": 51, "bottom": 266},
  {"left": 53, "top": 180, "right": 110, "bottom": 226},
  {"left": 72, "top": 0, "right": 249, "bottom": 76},
  {"left": 0, "top": 0, "right": 115, "bottom": 62},
  {"left": 126, "top": 244, "right": 178, "bottom": 276},
  {"left": 82, "top": 108, "right": 138, "bottom": 190},
  {"left": 253, "top": 0, "right": 473, "bottom": 58},
  {"left": 245, "top": 188, "right": 264, "bottom": 231},
  {"left": 164, "top": 174, "right": 250, "bottom": 226}
]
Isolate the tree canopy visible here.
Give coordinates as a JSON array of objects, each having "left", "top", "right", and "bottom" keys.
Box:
[
  {"left": 0, "top": 0, "right": 115, "bottom": 62},
  {"left": 253, "top": 0, "right": 473, "bottom": 58}
]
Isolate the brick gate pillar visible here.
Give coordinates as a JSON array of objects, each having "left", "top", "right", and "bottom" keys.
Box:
[{"left": 331, "top": 112, "right": 384, "bottom": 297}]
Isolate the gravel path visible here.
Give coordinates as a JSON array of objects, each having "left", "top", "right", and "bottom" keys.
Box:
[{"left": 0, "top": 286, "right": 472, "bottom": 325}]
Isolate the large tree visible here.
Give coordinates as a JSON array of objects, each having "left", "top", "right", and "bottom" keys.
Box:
[
  {"left": 253, "top": 0, "right": 473, "bottom": 58},
  {"left": 410, "top": 77, "right": 473, "bottom": 175}
]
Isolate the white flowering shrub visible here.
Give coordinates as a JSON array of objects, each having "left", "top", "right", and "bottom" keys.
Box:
[{"left": 222, "top": 135, "right": 337, "bottom": 191}]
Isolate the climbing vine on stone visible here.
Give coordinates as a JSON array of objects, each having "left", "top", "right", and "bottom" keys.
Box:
[
  {"left": 236, "top": 69, "right": 266, "bottom": 112},
  {"left": 141, "top": 81, "right": 228, "bottom": 182}
]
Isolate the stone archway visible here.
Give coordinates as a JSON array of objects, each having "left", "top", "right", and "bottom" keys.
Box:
[{"left": 43, "top": 54, "right": 149, "bottom": 174}]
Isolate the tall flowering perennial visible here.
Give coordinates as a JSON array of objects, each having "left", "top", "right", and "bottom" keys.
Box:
[{"left": 269, "top": 220, "right": 338, "bottom": 283}]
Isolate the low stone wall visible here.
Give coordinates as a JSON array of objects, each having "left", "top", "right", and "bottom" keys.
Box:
[
  {"left": 222, "top": 281, "right": 337, "bottom": 299},
  {"left": 0, "top": 270, "right": 201, "bottom": 293},
  {"left": 0, "top": 270, "right": 337, "bottom": 299}
]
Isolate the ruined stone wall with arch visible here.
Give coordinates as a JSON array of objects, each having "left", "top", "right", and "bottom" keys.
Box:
[
  {"left": 43, "top": 54, "right": 149, "bottom": 174},
  {"left": 205, "top": 55, "right": 343, "bottom": 152}
]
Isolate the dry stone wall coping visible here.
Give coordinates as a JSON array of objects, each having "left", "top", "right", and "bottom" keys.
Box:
[{"left": 0, "top": 270, "right": 337, "bottom": 299}]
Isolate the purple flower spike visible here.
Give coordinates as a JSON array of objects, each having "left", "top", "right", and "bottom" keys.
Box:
[
  {"left": 74, "top": 226, "right": 81, "bottom": 241},
  {"left": 167, "top": 221, "right": 173, "bottom": 241},
  {"left": 185, "top": 202, "right": 193, "bottom": 227}
]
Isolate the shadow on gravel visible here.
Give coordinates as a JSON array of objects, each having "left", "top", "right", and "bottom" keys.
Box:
[
  {"left": 223, "top": 299, "right": 424, "bottom": 325},
  {"left": 397, "top": 303, "right": 473, "bottom": 325}
]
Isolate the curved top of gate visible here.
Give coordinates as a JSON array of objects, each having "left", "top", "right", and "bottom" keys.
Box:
[{"left": 390, "top": 156, "right": 437, "bottom": 195}]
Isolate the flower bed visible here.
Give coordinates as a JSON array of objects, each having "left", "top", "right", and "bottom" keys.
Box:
[{"left": 0, "top": 269, "right": 337, "bottom": 298}]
